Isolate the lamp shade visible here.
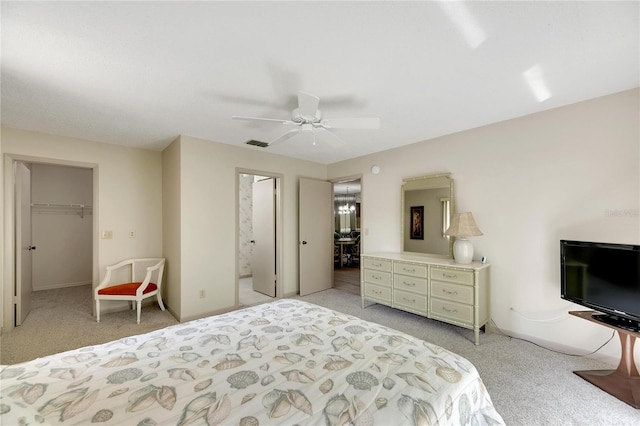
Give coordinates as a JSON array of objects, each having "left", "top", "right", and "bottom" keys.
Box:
[{"left": 444, "top": 212, "right": 483, "bottom": 237}]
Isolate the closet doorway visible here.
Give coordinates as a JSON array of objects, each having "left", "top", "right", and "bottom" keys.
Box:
[
  {"left": 8, "top": 159, "right": 95, "bottom": 328},
  {"left": 237, "top": 170, "right": 282, "bottom": 307},
  {"left": 332, "top": 177, "right": 362, "bottom": 295}
]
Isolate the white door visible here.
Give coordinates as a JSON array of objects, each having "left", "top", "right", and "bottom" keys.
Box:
[
  {"left": 252, "top": 178, "right": 276, "bottom": 297},
  {"left": 299, "top": 178, "right": 333, "bottom": 296},
  {"left": 15, "top": 162, "right": 33, "bottom": 326}
]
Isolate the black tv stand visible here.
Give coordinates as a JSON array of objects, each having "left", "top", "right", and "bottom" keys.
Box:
[
  {"left": 592, "top": 313, "right": 640, "bottom": 333},
  {"left": 570, "top": 311, "right": 640, "bottom": 409}
]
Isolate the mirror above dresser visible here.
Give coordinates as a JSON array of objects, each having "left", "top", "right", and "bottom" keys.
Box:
[{"left": 401, "top": 173, "right": 454, "bottom": 258}]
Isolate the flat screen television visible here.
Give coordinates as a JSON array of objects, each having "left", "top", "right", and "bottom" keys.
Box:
[{"left": 560, "top": 240, "right": 640, "bottom": 332}]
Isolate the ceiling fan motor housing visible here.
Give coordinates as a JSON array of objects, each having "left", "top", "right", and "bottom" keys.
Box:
[{"left": 291, "top": 108, "right": 322, "bottom": 124}]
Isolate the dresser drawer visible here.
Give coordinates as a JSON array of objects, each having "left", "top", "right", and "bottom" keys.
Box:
[
  {"left": 394, "top": 289, "right": 428, "bottom": 313},
  {"left": 393, "top": 262, "right": 428, "bottom": 278},
  {"left": 363, "top": 257, "right": 392, "bottom": 272},
  {"left": 431, "top": 267, "right": 474, "bottom": 285},
  {"left": 430, "top": 298, "right": 473, "bottom": 325},
  {"left": 394, "top": 275, "right": 428, "bottom": 295},
  {"left": 431, "top": 281, "right": 473, "bottom": 304},
  {"left": 364, "top": 283, "right": 392, "bottom": 303},
  {"left": 363, "top": 269, "right": 392, "bottom": 287}
]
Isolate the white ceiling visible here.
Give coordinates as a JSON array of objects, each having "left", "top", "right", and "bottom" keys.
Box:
[{"left": 2, "top": 1, "right": 638, "bottom": 165}]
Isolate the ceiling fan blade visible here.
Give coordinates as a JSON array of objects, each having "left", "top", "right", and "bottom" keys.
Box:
[
  {"left": 232, "top": 115, "right": 292, "bottom": 124},
  {"left": 269, "top": 129, "right": 300, "bottom": 146},
  {"left": 317, "top": 129, "right": 346, "bottom": 149},
  {"left": 297, "top": 92, "right": 320, "bottom": 119},
  {"left": 320, "top": 117, "right": 380, "bottom": 129}
]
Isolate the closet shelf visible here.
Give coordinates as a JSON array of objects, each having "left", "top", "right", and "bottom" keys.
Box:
[{"left": 31, "top": 203, "right": 93, "bottom": 218}]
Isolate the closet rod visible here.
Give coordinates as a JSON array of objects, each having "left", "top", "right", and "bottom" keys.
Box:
[
  {"left": 31, "top": 203, "right": 93, "bottom": 208},
  {"left": 31, "top": 203, "right": 92, "bottom": 219}
]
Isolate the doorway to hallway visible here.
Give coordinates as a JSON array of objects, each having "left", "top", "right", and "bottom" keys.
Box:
[{"left": 332, "top": 178, "right": 361, "bottom": 295}]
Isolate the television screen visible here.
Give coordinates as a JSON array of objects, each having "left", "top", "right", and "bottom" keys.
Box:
[{"left": 561, "top": 240, "right": 640, "bottom": 331}]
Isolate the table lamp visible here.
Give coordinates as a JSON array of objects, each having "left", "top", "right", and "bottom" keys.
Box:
[{"left": 445, "top": 212, "right": 483, "bottom": 264}]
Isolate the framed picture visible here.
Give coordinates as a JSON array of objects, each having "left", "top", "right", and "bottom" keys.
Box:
[{"left": 410, "top": 206, "right": 424, "bottom": 240}]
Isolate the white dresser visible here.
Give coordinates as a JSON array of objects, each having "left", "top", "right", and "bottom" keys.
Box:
[{"left": 361, "top": 252, "right": 490, "bottom": 345}]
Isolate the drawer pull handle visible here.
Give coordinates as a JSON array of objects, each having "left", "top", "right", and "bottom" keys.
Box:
[
  {"left": 402, "top": 297, "right": 416, "bottom": 303},
  {"left": 442, "top": 307, "right": 458, "bottom": 314},
  {"left": 372, "top": 289, "right": 381, "bottom": 295},
  {"left": 403, "top": 268, "right": 416, "bottom": 273},
  {"left": 373, "top": 262, "right": 382, "bottom": 267},
  {"left": 373, "top": 275, "right": 381, "bottom": 280},
  {"left": 403, "top": 281, "right": 415, "bottom": 287},
  {"left": 442, "top": 289, "right": 458, "bottom": 295},
  {"left": 442, "top": 273, "right": 457, "bottom": 279}
]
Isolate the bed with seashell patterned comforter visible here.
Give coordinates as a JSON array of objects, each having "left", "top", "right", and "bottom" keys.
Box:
[{"left": 0, "top": 299, "right": 504, "bottom": 425}]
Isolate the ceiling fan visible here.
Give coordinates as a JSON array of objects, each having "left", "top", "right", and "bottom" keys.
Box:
[{"left": 232, "top": 92, "right": 380, "bottom": 147}]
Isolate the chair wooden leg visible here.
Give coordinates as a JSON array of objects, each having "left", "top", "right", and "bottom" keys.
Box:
[
  {"left": 96, "top": 299, "right": 100, "bottom": 323},
  {"left": 136, "top": 301, "right": 142, "bottom": 324},
  {"left": 157, "top": 294, "right": 166, "bottom": 311}
]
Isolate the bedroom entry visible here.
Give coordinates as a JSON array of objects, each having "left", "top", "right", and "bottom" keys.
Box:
[{"left": 237, "top": 171, "right": 280, "bottom": 306}]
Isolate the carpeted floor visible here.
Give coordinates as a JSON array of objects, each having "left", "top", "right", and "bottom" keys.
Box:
[
  {"left": 1, "top": 285, "right": 638, "bottom": 425},
  {"left": 0, "top": 284, "right": 178, "bottom": 365}
]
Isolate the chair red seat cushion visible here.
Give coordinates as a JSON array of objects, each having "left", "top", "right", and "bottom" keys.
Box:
[{"left": 98, "top": 282, "right": 157, "bottom": 296}]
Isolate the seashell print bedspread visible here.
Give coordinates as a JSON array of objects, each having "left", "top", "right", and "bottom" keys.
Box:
[{"left": 0, "top": 299, "right": 505, "bottom": 425}]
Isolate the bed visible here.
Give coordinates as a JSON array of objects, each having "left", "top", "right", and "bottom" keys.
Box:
[{"left": 0, "top": 299, "right": 504, "bottom": 425}]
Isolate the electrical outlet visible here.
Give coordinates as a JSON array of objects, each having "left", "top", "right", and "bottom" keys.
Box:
[
  {"left": 129, "top": 230, "right": 136, "bottom": 238},
  {"left": 199, "top": 290, "right": 206, "bottom": 299},
  {"left": 101, "top": 230, "right": 113, "bottom": 239}
]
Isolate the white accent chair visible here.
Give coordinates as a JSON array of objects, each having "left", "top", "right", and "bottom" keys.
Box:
[{"left": 95, "top": 258, "right": 165, "bottom": 324}]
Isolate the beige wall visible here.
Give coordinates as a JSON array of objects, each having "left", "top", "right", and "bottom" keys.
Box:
[
  {"left": 0, "top": 134, "right": 3, "bottom": 331},
  {"left": 328, "top": 88, "right": 640, "bottom": 361},
  {"left": 161, "top": 137, "right": 182, "bottom": 319},
  {"left": 1, "top": 128, "right": 163, "bottom": 330},
  {"left": 163, "top": 135, "right": 326, "bottom": 321}
]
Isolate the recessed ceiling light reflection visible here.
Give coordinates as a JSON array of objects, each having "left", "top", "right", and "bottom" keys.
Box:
[
  {"left": 523, "top": 64, "right": 552, "bottom": 102},
  {"left": 437, "top": 1, "right": 487, "bottom": 49}
]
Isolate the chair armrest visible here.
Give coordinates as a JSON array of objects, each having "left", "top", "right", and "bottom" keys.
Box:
[
  {"left": 135, "top": 259, "right": 165, "bottom": 296},
  {"left": 95, "top": 259, "right": 136, "bottom": 291}
]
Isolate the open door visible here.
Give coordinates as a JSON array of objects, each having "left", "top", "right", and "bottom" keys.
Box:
[
  {"left": 252, "top": 178, "right": 276, "bottom": 297},
  {"left": 299, "top": 178, "right": 332, "bottom": 296},
  {"left": 15, "top": 161, "right": 33, "bottom": 325}
]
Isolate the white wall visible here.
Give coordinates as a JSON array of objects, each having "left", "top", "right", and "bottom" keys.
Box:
[
  {"left": 328, "top": 89, "right": 640, "bottom": 362},
  {"left": 163, "top": 135, "right": 326, "bottom": 321},
  {"left": 2, "top": 128, "right": 163, "bottom": 328},
  {"left": 31, "top": 164, "right": 93, "bottom": 290}
]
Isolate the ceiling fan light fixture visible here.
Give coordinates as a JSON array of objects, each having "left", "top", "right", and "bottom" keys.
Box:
[{"left": 292, "top": 107, "right": 322, "bottom": 124}]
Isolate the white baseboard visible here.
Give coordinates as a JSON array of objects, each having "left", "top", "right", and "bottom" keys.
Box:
[
  {"left": 34, "top": 280, "right": 92, "bottom": 291},
  {"left": 493, "top": 325, "right": 619, "bottom": 367}
]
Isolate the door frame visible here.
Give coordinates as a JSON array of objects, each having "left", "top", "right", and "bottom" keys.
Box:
[
  {"left": 2, "top": 153, "right": 98, "bottom": 333},
  {"left": 235, "top": 168, "right": 283, "bottom": 306}
]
